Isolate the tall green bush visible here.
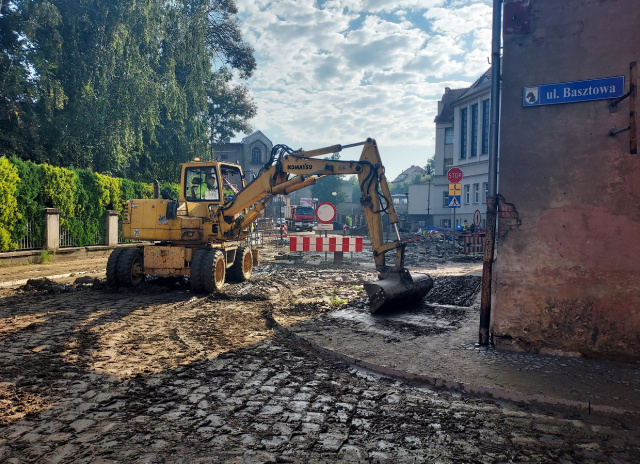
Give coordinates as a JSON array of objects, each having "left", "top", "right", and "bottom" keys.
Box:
[
  {"left": 1, "top": 157, "right": 153, "bottom": 250},
  {"left": 9, "top": 158, "right": 45, "bottom": 248},
  {"left": 41, "top": 164, "right": 77, "bottom": 219},
  {"left": 0, "top": 158, "right": 21, "bottom": 251}
]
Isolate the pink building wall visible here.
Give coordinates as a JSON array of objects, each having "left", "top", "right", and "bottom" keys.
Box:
[{"left": 492, "top": 0, "right": 640, "bottom": 360}]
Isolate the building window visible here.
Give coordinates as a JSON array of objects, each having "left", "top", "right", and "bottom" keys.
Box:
[
  {"left": 473, "top": 183, "right": 480, "bottom": 203},
  {"left": 251, "top": 146, "right": 262, "bottom": 163},
  {"left": 444, "top": 127, "right": 454, "bottom": 145},
  {"left": 464, "top": 184, "right": 470, "bottom": 204},
  {"left": 482, "top": 99, "right": 489, "bottom": 155},
  {"left": 460, "top": 108, "right": 467, "bottom": 160},
  {"left": 470, "top": 104, "right": 478, "bottom": 158},
  {"left": 443, "top": 191, "right": 450, "bottom": 208},
  {"left": 444, "top": 157, "right": 453, "bottom": 175},
  {"left": 483, "top": 182, "right": 488, "bottom": 203}
]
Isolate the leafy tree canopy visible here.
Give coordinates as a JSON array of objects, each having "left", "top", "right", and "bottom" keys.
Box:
[{"left": 0, "top": 0, "right": 256, "bottom": 182}]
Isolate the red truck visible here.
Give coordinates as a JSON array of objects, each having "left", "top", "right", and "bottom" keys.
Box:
[{"left": 284, "top": 198, "right": 316, "bottom": 231}]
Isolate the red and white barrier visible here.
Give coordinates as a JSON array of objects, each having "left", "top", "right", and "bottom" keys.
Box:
[
  {"left": 462, "top": 234, "right": 484, "bottom": 254},
  {"left": 290, "top": 236, "right": 363, "bottom": 252}
]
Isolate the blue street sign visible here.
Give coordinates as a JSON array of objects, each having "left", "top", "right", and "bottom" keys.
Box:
[
  {"left": 448, "top": 196, "right": 461, "bottom": 208},
  {"left": 523, "top": 75, "right": 625, "bottom": 107}
]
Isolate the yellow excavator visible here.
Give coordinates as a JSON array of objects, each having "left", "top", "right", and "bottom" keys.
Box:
[{"left": 107, "top": 138, "right": 432, "bottom": 313}]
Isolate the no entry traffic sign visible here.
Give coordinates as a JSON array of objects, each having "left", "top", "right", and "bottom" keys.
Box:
[
  {"left": 473, "top": 209, "right": 482, "bottom": 227},
  {"left": 447, "top": 167, "right": 463, "bottom": 184},
  {"left": 316, "top": 202, "right": 337, "bottom": 224}
]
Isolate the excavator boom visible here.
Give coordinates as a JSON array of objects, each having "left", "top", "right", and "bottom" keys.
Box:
[{"left": 223, "top": 137, "right": 432, "bottom": 313}]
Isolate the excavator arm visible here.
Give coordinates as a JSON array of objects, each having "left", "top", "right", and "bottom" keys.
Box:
[{"left": 221, "top": 138, "right": 433, "bottom": 312}]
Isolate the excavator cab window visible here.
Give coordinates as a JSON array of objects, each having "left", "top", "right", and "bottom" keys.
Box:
[
  {"left": 185, "top": 167, "right": 220, "bottom": 201},
  {"left": 220, "top": 166, "right": 243, "bottom": 202}
]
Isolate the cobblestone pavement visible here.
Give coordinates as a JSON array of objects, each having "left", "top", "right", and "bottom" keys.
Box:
[{"left": 1, "top": 282, "right": 639, "bottom": 463}]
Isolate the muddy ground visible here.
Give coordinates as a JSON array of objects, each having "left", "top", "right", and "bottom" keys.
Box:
[
  {"left": 0, "top": 235, "right": 482, "bottom": 417},
  {"left": 1, "top": 236, "right": 483, "bottom": 375},
  {"left": 3, "top": 236, "right": 636, "bottom": 462}
]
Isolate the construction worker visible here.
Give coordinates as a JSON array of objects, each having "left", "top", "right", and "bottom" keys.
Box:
[
  {"left": 222, "top": 176, "right": 238, "bottom": 201},
  {"left": 197, "top": 174, "right": 219, "bottom": 200}
]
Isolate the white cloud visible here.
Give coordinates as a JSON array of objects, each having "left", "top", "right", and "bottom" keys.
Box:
[
  {"left": 324, "top": 0, "right": 447, "bottom": 14},
  {"left": 233, "top": 0, "right": 493, "bottom": 179}
]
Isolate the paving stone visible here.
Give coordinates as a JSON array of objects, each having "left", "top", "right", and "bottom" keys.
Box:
[{"left": 0, "top": 270, "right": 639, "bottom": 463}]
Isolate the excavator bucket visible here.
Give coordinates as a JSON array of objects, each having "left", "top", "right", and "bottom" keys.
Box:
[{"left": 364, "top": 271, "right": 433, "bottom": 314}]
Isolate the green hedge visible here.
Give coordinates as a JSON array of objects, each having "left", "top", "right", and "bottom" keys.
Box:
[{"left": 1, "top": 157, "right": 160, "bottom": 251}]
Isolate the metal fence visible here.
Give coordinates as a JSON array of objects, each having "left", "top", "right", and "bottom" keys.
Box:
[
  {"left": 118, "top": 217, "right": 128, "bottom": 244},
  {"left": 59, "top": 219, "right": 105, "bottom": 248},
  {"left": 17, "top": 221, "right": 44, "bottom": 251}
]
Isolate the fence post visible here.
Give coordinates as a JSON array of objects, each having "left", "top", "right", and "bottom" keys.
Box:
[
  {"left": 105, "top": 210, "right": 120, "bottom": 247},
  {"left": 44, "top": 208, "right": 61, "bottom": 251}
]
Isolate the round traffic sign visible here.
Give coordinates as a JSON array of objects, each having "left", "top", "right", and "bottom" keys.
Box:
[
  {"left": 473, "top": 209, "right": 482, "bottom": 227},
  {"left": 316, "top": 202, "right": 337, "bottom": 224},
  {"left": 447, "top": 167, "right": 463, "bottom": 183}
]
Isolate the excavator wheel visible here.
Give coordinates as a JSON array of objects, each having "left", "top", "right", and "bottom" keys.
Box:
[
  {"left": 190, "top": 249, "right": 208, "bottom": 293},
  {"left": 116, "top": 248, "right": 145, "bottom": 287},
  {"left": 203, "top": 249, "right": 226, "bottom": 293},
  {"left": 229, "top": 247, "right": 252, "bottom": 282},
  {"left": 106, "top": 247, "right": 127, "bottom": 287}
]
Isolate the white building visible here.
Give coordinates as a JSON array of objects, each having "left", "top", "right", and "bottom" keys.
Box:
[{"left": 411, "top": 68, "right": 493, "bottom": 230}]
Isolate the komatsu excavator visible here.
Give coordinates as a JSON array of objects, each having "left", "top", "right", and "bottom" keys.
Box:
[{"left": 107, "top": 138, "right": 432, "bottom": 313}]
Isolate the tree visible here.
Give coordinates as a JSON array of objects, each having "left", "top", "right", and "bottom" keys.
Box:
[
  {"left": 425, "top": 156, "right": 435, "bottom": 175},
  {"left": 207, "top": 68, "right": 256, "bottom": 148},
  {"left": 311, "top": 154, "right": 349, "bottom": 204},
  {"left": 0, "top": 0, "right": 257, "bottom": 182},
  {"left": 312, "top": 175, "right": 349, "bottom": 205},
  {"left": 0, "top": 0, "right": 54, "bottom": 158}
]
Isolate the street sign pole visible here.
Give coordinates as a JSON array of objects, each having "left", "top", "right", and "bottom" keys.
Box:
[{"left": 453, "top": 208, "right": 456, "bottom": 252}]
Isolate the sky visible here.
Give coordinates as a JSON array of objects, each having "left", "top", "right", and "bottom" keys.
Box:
[{"left": 232, "top": 0, "right": 493, "bottom": 181}]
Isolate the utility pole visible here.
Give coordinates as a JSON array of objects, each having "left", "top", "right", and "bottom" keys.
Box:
[{"left": 479, "top": 0, "right": 503, "bottom": 346}]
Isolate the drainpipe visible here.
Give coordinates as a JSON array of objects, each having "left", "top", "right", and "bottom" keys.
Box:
[{"left": 479, "top": 0, "right": 503, "bottom": 346}]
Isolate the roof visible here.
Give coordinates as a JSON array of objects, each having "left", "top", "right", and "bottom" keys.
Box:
[
  {"left": 241, "top": 130, "right": 272, "bottom": 145},
  {"left": 455, "top": 67, "right": 492, "bottom": 102},
  {"left": 434, "top": 67, "right": 494, "bottom": 124},
  {"left": 434, "top": 87, "right": 468, "bottom": 123},
  {"left": 391, "top": 165, "right": 426, "bottom": 183}
]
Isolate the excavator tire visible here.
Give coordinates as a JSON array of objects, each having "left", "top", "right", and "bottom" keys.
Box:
[
  {"left": 116, "top": 248, "right": 145, "bottom": 287},
  {"left": 229, "top": 247, "right": 252, "bottom": 282},
  {"left": 106, "top": 247, "right": 127, "bottom": 287},
  {"left": 203, "top": 249, "right": 226, "bottom": 293},
  {"left": 190, "top": 249, "right": 208, "bottom": 293}
]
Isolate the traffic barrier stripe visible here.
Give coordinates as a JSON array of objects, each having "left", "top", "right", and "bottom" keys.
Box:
[
  {"left": 290, "top": 236, "right": 363, "bottom": 252},
  {"left": 462, "top": 234, "right": 484, "bottom": 254}
]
